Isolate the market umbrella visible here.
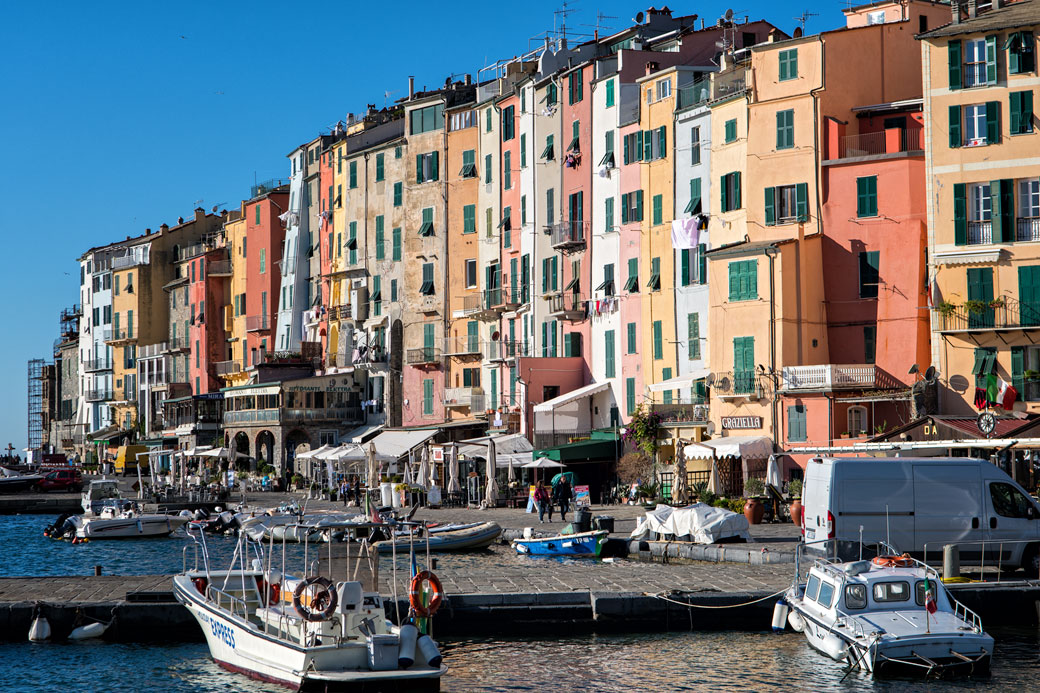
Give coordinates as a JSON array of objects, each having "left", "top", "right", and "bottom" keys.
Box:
[
  {"left": 416, "top": 447, "right": 430, "bottom": 492},
  {"left": 228, "top": 444, "right": 238, "bottom": 488},
  {"left": 366, "top": 441, "right": 378, "bottom": 488},
  {"left": 402, "top": 449, "right": 414, "bottom": 486},
  {"left": 521, "top": 457, "right": 566, "bottom": 469},
  {"left": 766, "top": 454, "right": 782, "bottom": 490},
  {"left": 484, "top": 442, "right": 498, "bottom": 507},
  {"left": 506, "top": 449, "right": 516, "bottom": 484},
  {"left": 447, "top": 445, "right": 461, "bottom": 494},
  {"left": 707, "top": 457, "right": 723, "bottom": 496},
  {"left": 672, "top": 443, "right": 688, "bottom": 504}
]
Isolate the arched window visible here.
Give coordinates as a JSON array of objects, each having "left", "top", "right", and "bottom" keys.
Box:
[{"left": 847, "top": 406, "right": 868, "bottom": 436}]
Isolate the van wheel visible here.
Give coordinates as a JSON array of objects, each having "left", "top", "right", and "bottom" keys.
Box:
[{"left": 1023, "top": 545, "right": 1040, "bottom": 579}]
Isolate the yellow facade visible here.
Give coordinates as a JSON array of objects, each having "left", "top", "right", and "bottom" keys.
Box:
[{"left": 223, "top": 214, "right": 249, "bottom": 388}]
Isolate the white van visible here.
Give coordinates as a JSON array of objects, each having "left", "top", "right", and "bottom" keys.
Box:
[{"left": 802, "top": 457, "right": 1040, "bottom": 576}]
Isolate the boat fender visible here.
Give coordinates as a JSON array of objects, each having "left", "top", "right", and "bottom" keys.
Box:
[
  {"left": 787, "top": 610, "right": 805, "bottom": 633},
  {"left": 293, "top": 576, "right": 339, "bottom": 622},
  {"left": 771, "top": 599, "right": 789, "bottom": 633},
  {"left": 178, "top": 510, "right": 192, "bottom": 518},
  {"left": 408, "top": 571, "right": 444, "bottom": 618},
  {"left": 69, "top": 621, "right": 108, "bottom": 640},
  {"left": 28, "top": 605, "right": 51, "bottom": 643},
  {"left": 398, "top": 623, "right": 418, "bottom": 668},
  {"left": 193, "top": 577, "right": 208, "bottom": 595},
  {"left": 416, "top": 634, "right": 442, "bottom": 668},
  {"left": 821, "top": 633, "right": 847, "bottom": 660}
]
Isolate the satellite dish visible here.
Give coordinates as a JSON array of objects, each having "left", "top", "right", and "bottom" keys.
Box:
[
  {"left": 908, "top": 364, "right": 919, "bottom": 375},
  {"left": 725, "top": 8, "right": 734, "bottom": 21},
  {"left": 924, "top": 365, "right": 938, "bottom": 382},
  {"left": 635, "top": 11, "right": 644, "bottom": 23},
  {"left": 705, "top": 373, "right": 716, "bottom": 387},
  {"left": 706, "top": 421, "right": 716, "bottom": 436}
]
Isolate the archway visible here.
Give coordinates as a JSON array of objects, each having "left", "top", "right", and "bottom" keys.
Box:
[
  {"left": 255, "top": 430, "right": 275, "bottom": 473},
  {"left": 284, "top": 428, "right": 310, "bottom": 477}
]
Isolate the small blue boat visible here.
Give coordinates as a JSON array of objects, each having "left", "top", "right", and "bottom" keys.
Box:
[{"left": 512, "top": 530, "right": 608, "bottom": 557}]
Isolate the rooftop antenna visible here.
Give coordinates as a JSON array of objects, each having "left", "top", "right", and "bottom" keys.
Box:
[
  {"left": 554, "top": 0, "right": 578, "bottom": 46},
  {"left": 795, "top": 11, "right": 818, "bottom": 34},
  {"left": 383, "top": 90, "right": 394, "bottom": 108}
]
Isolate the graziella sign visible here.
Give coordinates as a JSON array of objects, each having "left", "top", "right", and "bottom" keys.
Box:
[{"left": 721, "top": 416, "right": 763, "bottom": 430}]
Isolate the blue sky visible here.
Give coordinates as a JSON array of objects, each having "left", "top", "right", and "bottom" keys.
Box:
[{"left": 0, "top": 1, "right": 838, "bottom": 453}]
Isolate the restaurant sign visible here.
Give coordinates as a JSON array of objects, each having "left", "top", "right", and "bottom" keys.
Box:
[{"left": 721, "top": 416, "right": 762, "bottom": 430}]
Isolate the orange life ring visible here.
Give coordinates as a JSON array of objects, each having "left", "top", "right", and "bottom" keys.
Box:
[
  {"left": 409, "top": 570, "right": 443, "bottom": 618},
  {"left": 872, "top": 553, "right": 915, "bottom": 568}
]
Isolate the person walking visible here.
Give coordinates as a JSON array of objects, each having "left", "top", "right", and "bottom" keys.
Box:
[
  {"left": 556, "top": 477, "right": 573, "bottom": 522},
  {"left": 534, "top": 480, "right": 553, "bottom": 523},
  {"left": 340, "top": 479, "right": 349, "bottom": 506}
]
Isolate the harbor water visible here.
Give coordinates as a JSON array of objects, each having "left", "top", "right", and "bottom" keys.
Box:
[{"left": 0, "top": 629, "right": 1037, "bottom": 691}]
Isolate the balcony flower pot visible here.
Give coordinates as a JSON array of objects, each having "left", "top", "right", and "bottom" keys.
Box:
[{"left": 744, "top": 498, "right": 765, "bottom": 525}]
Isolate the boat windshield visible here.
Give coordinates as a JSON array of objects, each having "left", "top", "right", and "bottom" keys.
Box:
[
  {"left": 845, "top": 584, "right": 867, "bottom": 609},
  {"left": 817, "top": 580, "right": 836, "bottom": 608},
  {"left": 872, "top": 581, "right": 911, "bottom": 603},
  {"left": 806, "top": 574, "right": 821, "bottom": 601}
]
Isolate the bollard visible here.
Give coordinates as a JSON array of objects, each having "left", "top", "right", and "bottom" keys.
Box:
[
  {"left": 943, "top": 544, "right": 960, "bottom": 579},
  {"left": 94, "top": 565, "right": 102, "bottom": 576}
]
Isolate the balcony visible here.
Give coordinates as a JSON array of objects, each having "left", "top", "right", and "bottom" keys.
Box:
[
  {"left": 934, "top": 296, "right": 1040, "bottom": 333},
  {"left": 967, "top": 221, "right": 993, "bottom": 246},
  {"left": 443, "top": 335, "right": 481, "bottom": 357},
  {"left": 533, "top": 429, "right": 592, "bottom": 449},
  {"left": 830, "top": 127, "right": 924, "bottom": 161},
  {"left": 329, "top": 303, "right": 352, "bottom": 321},
  {"left": 112, "top": 253, "right": 149, "bottom": 270},
  {"left": 107, "top": 328, "right": 136, "bottom": 344},
  {"left": 713, "top": 70, "right": 747, "bottom": 101},
  {"left": 255, "top": 347, "right": 322, "bottom": 369},
  {"left": 444, "top": 387, "right": 485, "bottom": 410},
  {"left": 1017, "top": 217, "right": 1040, "bottom": 242},
  {"left": 84, "top": 388, "right": 114, "bottom": 402},
  {"left": 712, "top": 371, "right": 763, "bottom": 399},
  {"left": 652, "top": 402, "right": 709, "bottom": 425},
  {"left": 84, "top": 357, "right": 114, "bottom": 372},
  {"left": 215, "top": 360, "right": 242, "bottom": 376},
  {"left": 223, "top": 409, "right": 279, "bottom": 425},
  {"left": 281, "top": 406, "right": 362, "bottom": 423},
  {"left": 207, "top": 260, "right": 233, "bottom": 276},
  {"left": 547, "top": 293, "right": 586, "bottom": 321},
  {"left": 406, "top": 347, "right": 441, "bottom": 366},
  {"left": 548, "top": 221, "right": 587, "bottom": 251},
  {"left": 165, "top": 337, "right": 189, "bottom": 353},
  {"left": 676, "top": 77, "right": 711, "bottom": 110},
  {"left": 246, "top": 315, "right": 271, "bottom": 332},
  {"left": 781, "top": 364, "right": 877, "bottom": 392},
  {"left": 452, "top": 293, "right": 482, "bottom": 319}
]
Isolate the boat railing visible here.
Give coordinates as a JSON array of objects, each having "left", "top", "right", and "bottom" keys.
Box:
[
  {"left": 834, "top": 607, "right": 872, "bottom": 640},
  {"left": 923, "top": 537, "right": 1035, "bottom": 583},
  {"left": 794, "top": 538, "right": 841, "bottom": 586},
  {"left": 953, "top": 598, "right": 985, "bottom": 635},
  {"left": 183, "top": 544, "right": 200, "bottom": 573},
  {"left": 206, "top": 583, "right": 251, "bottom": 622},
  {"left": 184, "top": 521, "right": 213, "bottom": 579}
]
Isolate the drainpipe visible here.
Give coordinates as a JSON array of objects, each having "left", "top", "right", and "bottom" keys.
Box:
[
  {"left": 493, "top": 97, "right": 504, "bottom": 414},
  {"left": 441, "top": 97, "right": 450, "bottom": 423},
  {"left": 765, "top": 245, "right": 779, "bottom": 451},
  {"left": 363, "top": 151, "right": 371, "bottom": 417},
  {"left": 809, "top": 35, "right": 825, "bottom": 235}
]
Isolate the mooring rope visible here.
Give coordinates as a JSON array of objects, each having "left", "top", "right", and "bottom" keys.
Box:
[{"left": 648, "top": 588, "right": 786, "bottom": 609}]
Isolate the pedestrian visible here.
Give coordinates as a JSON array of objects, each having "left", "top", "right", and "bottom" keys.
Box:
[
  {"left": 534, "top": 480, "right": 553, "bottom": 523},
  {"left": 340, "top": 479, "right": 349, "bottom": 506},
  {"left": 556, "top": 477, "right": 573, "bottom": 522}
]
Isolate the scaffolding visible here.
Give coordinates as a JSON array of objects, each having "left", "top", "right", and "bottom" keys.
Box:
[{"left": 27, "top": 359, "right": 44, "bottom": 451}]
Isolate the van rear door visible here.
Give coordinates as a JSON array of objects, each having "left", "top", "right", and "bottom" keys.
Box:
[
  {"left": 913, "top": 463, "right": 982, "bottom": 559},
  {"left": 802, "top": 458, "right": 832, "bottom": 542}
]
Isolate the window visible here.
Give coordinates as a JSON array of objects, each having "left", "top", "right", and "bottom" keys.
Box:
[
  {"left": 597, "top": 263, "right": 615, "bottom": 296},
  {"left": 418, "top": 207, "right": 434, "bottom": 236},
  {"left": 728, "top": 260, "right": 757, "bottom": 301},
  {"left": 964, "top": 103, "right": 987, "bottom": 144},
  {"left": 502, "top": 207, "right": 512, "bottom": 247},
  {"left": 348, "top": 221, "right": 357, "bottom": 264},
  {"left": 734, "top": 336, "right": 755, "bottom": 393},
  {"left": 375, "top": 153, "right": 385, "bottom": 182},
  {"left": 648, "top": 257, "right": 661, "bottom": 291},
  {"left": 656, "top": 78, "right": 671, "bottom": 101},
  {"left": 416, "top": 152, "right": 439, "bottom": 183},
  {"left": 349, "top": 160, "right": 357, "bottom": 189},
  {"left": 605, "top": 78, "right": 615, "bottom": 107},
  {"left": 778, "top": 48, "right": 798, "bottom": 81},
  {"left": 857, "top": 176, "right": 878, "bottom": 217},
  {"left": 690, "top": 127, "right": 701, "bottom": 165},
  {"left": 410, "top": 104, "right": 444, "bottom": 135},
  {"left": 486, "top": 108, "right": 492, "bottom": 132},
  {"left": 449, "top": 109, "right": 475, "bottom": 131},
  {"left": 627, "top": 322, "right": 637, "bottom": 354},
  {"left": 1007, "top": 31, "right": 1036, "bottom": 75},
  {"left": 568, "top": 72, "right": 583, "bottom": 104},
  {"left": 564, "top": 332, "right": 582, "bottom": 357},
  {"left": 805, "top": 575, "right": 821, "bottom": 602},
  {"left": 873, "top": 581, "right": 911, "bottom": 603},
  {"left": 542, "top": 134, "right": 555, "bottom": 161},
  {"left": 724, "top": 119, "right": 737, "bottom": 143},
  {"left": 392, "top": 227, "right": 402, "bottom": 261},
  {"left": 720, "top": 172, "right": 742, "bottom": 212},
  {"left": 848, "top": 405, "right": 867, "bottom": 435},
  {"left": 855, "top": 250, "right": 880, "bottom": 300},
  {"left": 776, "top": 109, "right": 794, "bottom": 149},
  {"left": 394, "top": 181, "right": 403, "bottom": 206},
  {"left": 685, "top": 179, "right": 702, "bottom": 215},
  {"left": 504, "top": 151, "right": 512, "bottom": 190},
  {"left": 864, "top": 325, "right": 877, "bottom": 364},
  {"left": 1010, "top": 91, "right": 1035, "bottom": 135},
  {"left": 652, "top": 194, "right": 663, "bottom": 226},
  {"left": 371, "top": 276, "right": 382, "bottom": 316},
  {"left": 460, "top": 149, "right": 477, "bottom": 178},
  {"left": 990, "top": 482, "right": 1036, "bottom": 518},
  {"left": 485, "top": 154, "right": 493, "bottom": 183},
  {"left": 259, "top": 248, "right": 266, "bottom": 274},
  {"left": 968, "top": 183, "right": 993, "bottom": 248},
  {"left": 624, "top": 257, "right": 639, "bottom": 293},
  {"left": 688, "top": 313, "right": 701, "bottom": 359},
  {"left": 391, "top": 279, "right": 397, "bottom": 302},
  {"left": 788, "top": 405, "right": 807, "bottom": 442},
  {"left": 422, "top": 379, "right": 434, "bottom": 415},
  {"left": 867, "top": 9, "right": 885, "bottom": 25},
  {"left": 463, "top": 204, "right": 476, "bottom": 234},
  {"left": 375, "top": 216, "right": 385, "bottom": 260},
  {"left": 599, "top": 130, "right": 615, "bottom": 167},
  {"left": 1021, "top": 178, "right": 1040, "bottom": 222},
  {"left": 626, "top": 377, "right": 636, "bottom": 415},
  {"left": 568, "top": 120, "right": 580, "bottom": 153},
  {"left": 765, "top": 183, "right": 808, "bottom": 224},
  {"left": 486, "top": 207, "right": 493, "bottom": 237},
  {"left": 521, "top": 195, "right": 527, "bottom": 226},
  {"left": 502, "top": 105, "right": 515, "bottom": 141},
  {"left": 845, "top": 584, "right": 867, "bottom": 610},
  {"left": 620, "top": 190, "right": 644, "bottom": 222},
  {"left": 465, "top": 259, "right": 477, "bottom": 289},
  {"left": 817, "top": 581, "right": 836, "bottom": 609},
  {"left": 520, "top": 134, "right": 527, "bottom": 168},
  {"left": 963, "top": 38, "right": 990, "bottom": 88},
  {"left": 546, "top": 81, "right": 558, "bottom": 106},
  {"left": 420, "top": 263, "right": 435, "bottom": 295},
  {"left": 255, "top": 203, "right": 261, "bottom": 224},
  {"left": 605, "top": 197, "right": 614, "bottom": 233}
]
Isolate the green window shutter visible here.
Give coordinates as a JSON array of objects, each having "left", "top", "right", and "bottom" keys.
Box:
[
  {"left": 728, "top": 261, "right": 739, "bottom": 300},
  {"left": 430, "top": 150, "right": 439, "bottom": 181},
  {"left": 606, "top": 79, "right": 614, "bottom": 107},
  {"left": 994, "top": 179, "right": 1015, "bottom": 243},
  {"left": 416, "top": 154, "right": 424, "bottom": 183},
  {"left": 720, "top": 174, "right": 729, "bottom": 212},
  {"left": 541, "top": 258, "right": 548, "bottom": 293},
  {"left": 485, "top": 154, "right": 492, "bottom": 183},
  {"left": 423, "top": 323, "right": 434, "bottom": 352},
  {"left": 653, "top": 321, "right": 662, "bottom": 359},
  {"left": 857, "top": 176, "right": 877, "bottom": 218},
  {"left": 657, "top": 126, "right": 666, "bottom": 157},
  {"left": 1019, "top": 266, "right": 1040, "bottom": 326},
  {"left": 953, "top": 183, "right": 967, "bottom": 246},
  {"left": 725, "top": 119, "right": 736, "bottom": 143},
  {"left": 375, "top": 217, "right": 385, "bottom": 259},
  {"left": 423, "top": 379, "right": 433, "bottom": 415},
  {"left": 1012, "top": 346, "right": 1026, "bottom": 395},
  {"left": 1010, "top": 91, "right": 1023, "bottom": 134},
  {"left": 949, "top": 105, "right": 962, "bottom": 148},
  {"left": 795, "top": 182, "right": 809, "bottom": 221},
  {"left": 627, "top": 322, "right": 636, "bottom": 353},
  {"left": 643, "top": 129, "right": 652, "bottom": 160},
  {"left": 764, "top": 187, "right": 776, "bottom": 226},
  {"left": 550, "top": 321, "right": 557, "bottom": 357},
  {"left": 681, "top": 249, "right": 690, "bottom": 287},
  {"left": 636, "top": 190, "right": 644, "bottom": 221},
  {"left": 605, "top": 330, "right": 615, "bottom": 378},
  {"left": 652, "top": 194, "right": 662, "bottom": 225},
  {"left": 463, "top": 204, "right": 475, "bottom": 234},
  {"left": 748, "top": 260, "right": 758, "bottom": 299},
  {"left": 967, "top": 267, "right": 995, "bottom": 328},
  {"left": 623, "top": 134, "right": 630, "bottom": 165},
  {"left": 349, "top": 160, "right": 357, "bottom": 188},
  {"left": 788, "top": 405, "right": 806, "bottom": 442},
  {"left": 698, "top": 244, "right": 707, "bottom": 285},
  {"left": 626, "top": 377, "right": 636, "bottom": 415},
  {"left": 467, "top": 321, "right": 479, "bottom": 353},
  {"left": 688, "top": 313, "right": 700, "bottom": 360},
  {"left": 520, "top": 134, "right": 527, "bottom": 167},
  {"left": 621, "top": 193, "right": 629, "bottom": 224},
  {"left": 605, "top": 197, "right": 614, "bottom": 232},
  {"left": 662, "top": 368, "right": 673, "bottom": 404},
  {"left": 734, "top": 172, "right": 742, "bottom": 209},
  {"left": 392, "top": 227, "right": 401, "bottom": 261},
  {"left": 541, "top": 322, "right": 548, "bottom": 357},
  {"left": 986, "top": 35, "right": 997, "bottom": 84},
  {"left": 689, "top": 178, "right": 701, "bottom": 215},
  {"left": 635, "top": 130, "right": 643, "bottom": 161},
  {"left": 393, "top": 181, "right": 402, "bottom": 206},
  {"left": 985, "top": 101, "right": 1000, "bottom": 144},
  {"left": 504, "top": 151, "right": 511, "bottom": 189},
  {"left": 948, "top": 40, "right": 962, "bottom": 90},
  {"left": 375, "top": 153, "right": 384, "bottom": 181}
]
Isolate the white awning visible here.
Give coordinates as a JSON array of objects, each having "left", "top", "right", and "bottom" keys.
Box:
[
  {"left": 343, "top": 421, "right": 385, "bottom": 444},
  {"left": 533, "top": 382, "right": 610, "bottom": 413},
  {"left": 457, "top": 433, "right": 533, "bottom": 458},
  {"left": 339, "top": 429, "right": 439, "bottom": 462},
  {"left": 684, "top": 435, "right": 773, "bottom": 459},
  {"left": 933, "top": 247, "right": 1006, "bottom": 266},
  {"left": 647, "top": 368, "right": 709, "bottom": 393}
]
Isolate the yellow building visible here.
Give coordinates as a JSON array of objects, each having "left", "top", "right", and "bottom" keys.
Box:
[
  {"left": 921, "top": 1, "right": 1040, "bottom": 414},
  {"left": 221, "top": 212, "right": 249, "bottom": 388}
]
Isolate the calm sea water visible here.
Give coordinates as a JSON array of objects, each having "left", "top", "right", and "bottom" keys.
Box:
[{"left": 0, "top": 629, "right": 1036, "bottom": 692}]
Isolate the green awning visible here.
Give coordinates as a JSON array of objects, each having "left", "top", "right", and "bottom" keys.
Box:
[{"left": 534, "top": 430, "right": 620, "bottom": 462}]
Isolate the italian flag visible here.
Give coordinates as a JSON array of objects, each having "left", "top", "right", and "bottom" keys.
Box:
[{"left": 923, "top": 575, "right": 937, "bottom": 614}]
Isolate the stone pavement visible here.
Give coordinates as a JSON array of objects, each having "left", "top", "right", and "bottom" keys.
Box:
[{"left": 0, "top": 575, "right": 170, "bottom": 603}]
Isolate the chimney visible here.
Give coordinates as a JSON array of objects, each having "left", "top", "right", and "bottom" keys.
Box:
[
  {"left": 408, "top": 76, "right": 415, "bottom": 99},
  {"left": 177, "top": 216, "right": 184, "bottom": 224},
  {"left": 145, "top": 229, "right": 151, "bottom": 236},
  {"left": 160, "top": 223, "right": 169, "bottom": 233},
  {"left": 768, "top": 28, "right": 779, "bottom": 43},
  {"left": 967, "top": 0, "right": 977, "bottom": 18},
  {"left": 992, "top": 0, "right": 1003, "bottom": 8},
  {"left": 464, "top": 73, "right": 472, "bottom": 85},
  {"left": 367, "top": 104, "right": 376, "bottom": 116},
  {"left": 700, "top": 18, "right": 705, "bottom": 29},
  {"left": 645, "top": 60, "right": 659, "bottom": 75},
  {"left": 950, "top": 0, "right": 961, "bottom": 23}
]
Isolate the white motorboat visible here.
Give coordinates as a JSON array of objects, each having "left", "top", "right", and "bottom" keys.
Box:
[
  {"left": 81, "top": 479, "right": 122, "bottom": 514},
  {"left": 69, "top": 501, "right": 190, "bottom": 539},
  {"left": 0, "top": 466, "right": 43, "bottom": 493},
  {"left": 174, "top": 520, "right": 447, "bottom": 691},
  {"left": 782, "top": 546, "right": 993, "bottom": 677}
]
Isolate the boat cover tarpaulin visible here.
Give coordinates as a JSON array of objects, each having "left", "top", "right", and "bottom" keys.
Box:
[{"left": 629, "top": 503, "right": 752, "bottom": 544}]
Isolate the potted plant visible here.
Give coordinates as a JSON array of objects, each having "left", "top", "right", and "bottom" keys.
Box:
[
  {"left": 935, "top": 300, "right": 957, "bottom": 317},
  {"left": 788, "top": 479, "right": 803, "bottom": 527},
  {"left": 743, "top": 478, "right": 766, "bottom": 524},
  {"left": 963, "top": 299, "right": 990, "bottom": 315}
]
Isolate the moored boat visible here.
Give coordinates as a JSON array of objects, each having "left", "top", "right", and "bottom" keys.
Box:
[
  {"left": 68, "top": 501, "right": 190, "bottom": 539},
  {"left": 374, "top": 521, "right": 502, "bottom": 554},
  {"left": 512, "top": 529, "right": 608, "bottom": 557}
]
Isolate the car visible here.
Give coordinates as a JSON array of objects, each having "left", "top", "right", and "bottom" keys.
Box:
[{"left": 34, "top": 469, "right": 84, "bottom": 493}]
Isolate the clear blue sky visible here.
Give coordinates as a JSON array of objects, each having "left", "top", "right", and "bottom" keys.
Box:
[{"left": 0, "top": 1, "right": 837, "bottom": 453}]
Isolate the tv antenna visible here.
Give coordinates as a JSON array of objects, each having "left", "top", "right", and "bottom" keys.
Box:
[
  {"left": 554, "top": 0, "right": 578, "bottom": 45},
  {"left": 795, "top": 11, "right": 818, "bottom": 34}
]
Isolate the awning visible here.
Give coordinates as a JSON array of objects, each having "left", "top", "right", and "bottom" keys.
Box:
[
  {"left": 343, "top": 421, "right": 385, "bottom": 444},
  {"left": 339, "top": 429, "right": 438, "bottom": 462},
  {"left": 684, "top": 436, "right": 773, "bottom": 459},
  {"left": 89, "top": 425, "right": 126, "bottom": 442},
  {"left": 457, "top": 433, "right": 533, "bottom": 458},
  {"left": 534, "top": 437, "right": 620, "bottom": 462},
  {"left": 533, "top": 382, "right": 610, "bottom": 413},
  {"left": 647, "top": 368, "right": 709, "bottom": 393}
]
